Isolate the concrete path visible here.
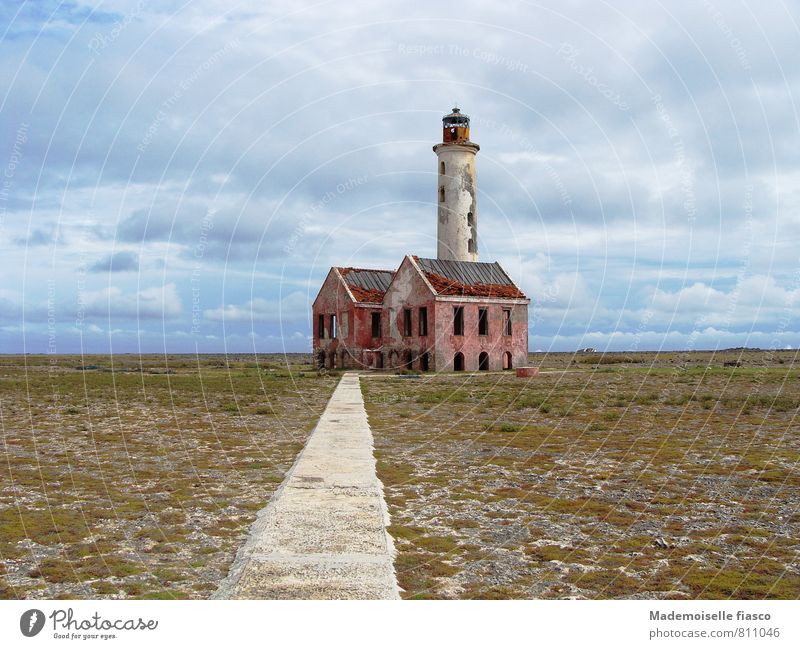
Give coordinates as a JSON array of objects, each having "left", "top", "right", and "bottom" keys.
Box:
[{"left": 214, "top": 372, "right": 400, "bottom": 599}]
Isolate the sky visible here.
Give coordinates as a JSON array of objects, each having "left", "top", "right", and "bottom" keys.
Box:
[{"left": 0, "top": 0, "right": 798, "bottom": 354}]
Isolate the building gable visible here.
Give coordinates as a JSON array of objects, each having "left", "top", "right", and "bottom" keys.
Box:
[
  {"left": 312, "top": 268, "right": 354, "bottom": 310},
  {"left": 381, "top": 256, "right": 436, "bottom": 342}
]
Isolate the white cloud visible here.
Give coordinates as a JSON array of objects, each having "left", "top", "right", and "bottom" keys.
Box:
[
  {"left": 532, "top": 328, "right": 800, "bottom": 353},
  {"left": 203, "top": 291, "right": 308, "bottom": 323},
  {"left": 651, "top": 282, "right": 725, "bottom": 313},
  {"left": 82, "top": 283, "right": 183, "bottom": 320},
  {"left": 647, "top": 275, "right": 799, "bottom": 328},
  {"left": 3, "top": 1, "right": 799, "bottom": 352}
]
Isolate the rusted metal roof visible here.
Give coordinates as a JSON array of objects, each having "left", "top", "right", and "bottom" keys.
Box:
[
  {"left": 337, "top": 267, "right": 394, "bottom": 303},
  {"left": 414, "top": 257, "right": 526, "bottom": 299}
]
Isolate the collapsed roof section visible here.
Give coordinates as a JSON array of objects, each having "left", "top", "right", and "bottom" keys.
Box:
[
  {"left": 413, "top": 257, "right": 526, "bottom": 299},
  {"left": 334, "top": 256, "right": 526, "bottom": 304},
  {"left": 337, "top": 267, "right": 395, "bottom": 303}
]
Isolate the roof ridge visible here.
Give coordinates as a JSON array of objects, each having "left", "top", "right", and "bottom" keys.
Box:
[
  {"left": 337, "top": 266, "right": 395, "bottom": 274},
  {"left": 414, "top": 256, "right": 502, "bottom": 267}
]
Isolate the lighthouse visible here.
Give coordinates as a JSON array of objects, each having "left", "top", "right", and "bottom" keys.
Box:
[
  {"left": 312, "top": 106, "right": 529, "bottom": 372},
  {"left": 433, "top": 107, "right": 480, "bottom": 262}
]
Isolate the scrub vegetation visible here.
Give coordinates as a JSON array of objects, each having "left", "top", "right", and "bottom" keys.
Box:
[
  {"left": 0, "top": 354, "right": 337, "bottom": 599},
  {"left": 363, "top": 349, "right": 800, "bottom": 599},
  {"left": 3, "top": 349, "right": 797, "bottom": 601}
]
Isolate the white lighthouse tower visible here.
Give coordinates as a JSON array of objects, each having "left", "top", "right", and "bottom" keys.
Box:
[{"left": 433, "top": 107, "right": 479, "bottom": 262}]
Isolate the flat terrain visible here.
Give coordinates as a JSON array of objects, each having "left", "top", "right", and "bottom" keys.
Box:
[
  {"left": 0, "top": 354, "right": 337, "bottom": 599},
  {"left": 363, "top": 350, "right": 800, "bottom": 599},
  {"left": 3, "top": 349, "right": 798, "bottom": 601}
]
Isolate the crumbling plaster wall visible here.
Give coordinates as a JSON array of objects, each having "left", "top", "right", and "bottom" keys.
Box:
[
  {"left": 433, "top": 299, "right": 528, "bottom": 371},
  {"left": 380, "top": 257, "right": 436, "bottom": 369}
]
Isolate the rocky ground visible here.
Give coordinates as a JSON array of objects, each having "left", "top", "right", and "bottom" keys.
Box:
[
  {"left": 363, "top": 350, "right": 800, "bottom": 599},
  {"left": 0, "top": 354, "right": 337, "bottom": 599},
  {"left": 3, "top": 349, "right": 797, "bottom": 601}
]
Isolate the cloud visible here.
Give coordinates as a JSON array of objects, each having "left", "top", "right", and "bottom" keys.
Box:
[
  {"left": 531, "top": 327, "right": 800, "bottom": 353},
  {"left": 648, "top": 275, "right": 799, "bottom": 329},
  {"left": 88, "top": 251, "right": 139, "bottom": 272},
  {"left": 0, "top": 296, "right": 21, "bottom": 322},
  {"left": 203, "top": 291, "right": 309, "bottom": 323},
  {"left": 2, "top": 1, "right": 799, "bottom": 352},
  {"left": 114, "top": 198, "right": 324, "bottom": 262},
  {"left": 651, "top": 282, "right": 725, "bottom": 314},
  {"left": 14, "top": 226, "right": 63, "bottom": 247},
  {"left": 81, "top": 283, "right": 183, "bottom": 320}
]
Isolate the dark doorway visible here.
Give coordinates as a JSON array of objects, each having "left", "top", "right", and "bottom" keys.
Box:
[
  {"left": 479, "top": 352, "right": 489, "bottom": 371},
  {"left": 421, "top": 352, "right": 430, "bottom": 371},
  {"left": 403, "top": 351, "right": 413, "bottom": 369},
  {"left": 454, "top": 352, "right": 465, "bottom": 371},
  {"left": 317, "top": 350, "right": 326, "bottom": 369}
]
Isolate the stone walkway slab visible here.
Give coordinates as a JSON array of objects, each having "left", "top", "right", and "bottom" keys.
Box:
[{"left": 214, "top": 372, "right": 400, "bottom": 599}]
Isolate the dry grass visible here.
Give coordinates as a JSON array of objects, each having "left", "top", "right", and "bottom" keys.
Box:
[
  {"left": 0, "top": 354, "right": 338, "bottom": 599},
  {"left": 363, "top": 349, "right": 800, "bottom": 599}
]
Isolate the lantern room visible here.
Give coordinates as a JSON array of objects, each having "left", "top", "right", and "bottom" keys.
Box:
[{"left": 442, "top": 107, "right": 471, "bottom": 143}]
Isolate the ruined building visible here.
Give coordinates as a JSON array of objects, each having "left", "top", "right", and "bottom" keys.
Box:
[{"left": 312, "top": 108, "right": 529, "bottom": 371}]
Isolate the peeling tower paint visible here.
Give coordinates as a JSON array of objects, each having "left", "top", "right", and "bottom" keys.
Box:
[{"left": 433, "top": 107, "right": 480, "bottom": 262}]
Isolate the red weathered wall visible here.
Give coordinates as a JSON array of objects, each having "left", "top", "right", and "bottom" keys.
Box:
[
  {"left": 312, "top": 260, "right": 529, "bottom": 372},
  {"left": 380, "top": 256, "right": 437, "bottom": 369},
  {"left": 313, "top": 269, "right": 391, "bottom": 370},
  {"left": 432, "top": 299, "right": 528, "bottom": 371},
  {"left": 312, "top": 270, "right": 353, "bottom": 368}
]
